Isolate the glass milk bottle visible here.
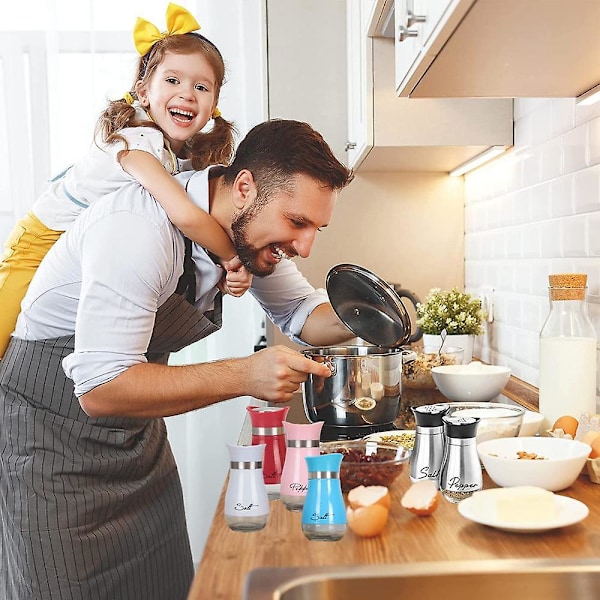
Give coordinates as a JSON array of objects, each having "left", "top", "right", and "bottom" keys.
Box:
[
  {"left": 539, "top": 273, "right": 597, "bottom": 433},
  {"left": 224, "top": 444, "right": 269, "bottom": 532},
  {"left": 280, "top": 421, "right": 324, "bottom": 512},
  {"left": 302, "top": 453, "right": 347, "bottom": 541}
]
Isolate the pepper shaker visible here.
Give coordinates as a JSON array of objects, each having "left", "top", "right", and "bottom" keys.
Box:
[
  {"left": 410, "top": 403, "right": 449, "bottom": 485},
  {"left": 280, "top": 420, "right": 324, "bottom": 512},
  {"left": 439, "top": 416, "right": 482, "bottom": 504}
]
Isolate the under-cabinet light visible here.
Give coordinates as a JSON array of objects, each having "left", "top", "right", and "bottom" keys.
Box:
[
  {"left": 576, "top": 83, "right": 600, "bottom": 107},
  {"left": 449, "top": 146, "right": 508, "bottom": 177}
]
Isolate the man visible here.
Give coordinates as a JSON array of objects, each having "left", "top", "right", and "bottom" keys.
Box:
[{"left": 0, "top": 119, "right": 354, "bottom": 600}]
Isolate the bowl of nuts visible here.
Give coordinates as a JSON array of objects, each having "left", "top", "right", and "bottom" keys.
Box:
[
  {"left": 320, "top": 439, "right": 411, "bottom": 493},
  {"left": 477, "top": 436, "right": 591, "bottom": 491}
]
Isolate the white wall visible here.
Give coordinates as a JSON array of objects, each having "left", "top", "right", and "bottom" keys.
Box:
[{"left": 464, "top": 98, "right": 600, "bottom": 404}]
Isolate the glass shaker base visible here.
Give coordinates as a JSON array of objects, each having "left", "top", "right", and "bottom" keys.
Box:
[
  {"left": 265, "top": 483, "right": 280, "bottom": 500},
  {"left": 225, "top": 515, "right": 268, "bottom": 532},
  {"left": 280, "top": 494, "right": 305, "bottom": 512},
  {"left": 302, "top": 523, "right": 346, "bottom": 541}
]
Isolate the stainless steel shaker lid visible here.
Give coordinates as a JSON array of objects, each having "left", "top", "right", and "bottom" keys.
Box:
[{"left": 326, "top": 263, "right": 412, "bottom": 348}]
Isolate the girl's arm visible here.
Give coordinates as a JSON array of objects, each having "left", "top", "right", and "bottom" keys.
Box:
[{"left": 119, "top": 149, "right": 237, "bottom": 261}]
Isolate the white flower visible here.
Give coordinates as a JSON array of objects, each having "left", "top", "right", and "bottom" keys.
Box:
[{"left": 416, "top": 288, "right": 485, "bottom": 335}]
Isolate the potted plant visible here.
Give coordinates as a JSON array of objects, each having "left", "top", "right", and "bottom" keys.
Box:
[{"left": 416, "top": 287, "right": 486, "bottom": 363}]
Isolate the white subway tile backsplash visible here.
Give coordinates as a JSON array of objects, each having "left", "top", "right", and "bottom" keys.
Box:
[
  {"left": 549, "top": 174, "right": 574, "bottom": 217},
  {"left": 465, "top": 98, "right": 600, "bottom": 400},
  {"left": 521, "top": 151, "right": 541, "bottom": 188},
  {"left": 540, "top": 219, "right": 563, "bottom": 257},
  {"left": 539, "top": 137, "right": 563, "bottom": 182},
  {"left": 588, "top": 213, "right": 600, "bottom": 257},
  {"left": 562, "top": 214, "right": 587, "bottom": 257},
  {"left": 550, "top": 99, "right": 575, "bottom": 138},
  {"left": 562, "top": 124, "right": 589, "bottom": 173},
  {"left": 589, "top": 117, "right": 600, "bottom": 166},
  {"left": 530, "top": 182, "right": 552, "bottom": 221},
  {"left": 520, "top": 222, "right": 541, "bottom": 258},
  {"left": 573, "top": 166, "right": 600, "bottom": 213},
  {"left": 531, "top": 99, "right": 553, "bottom": 145}
]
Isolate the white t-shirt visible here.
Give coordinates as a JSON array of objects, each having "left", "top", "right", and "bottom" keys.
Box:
[
  {"left": 33, "top": 107, "right": 192, "bottom": 230},
  {"left": 15, "top": 167, "right": 328, "bottom": 397}
]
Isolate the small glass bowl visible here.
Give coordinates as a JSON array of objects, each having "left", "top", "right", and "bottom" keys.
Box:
[
  {"left": 402, "top": 346, "right": 464, "bottom": 390},
  {"left": 320, "top": 439, "right": 411, "bottom": 493},
  {"left": 445, "top": 402, "right": 525, "bottom": 444}
]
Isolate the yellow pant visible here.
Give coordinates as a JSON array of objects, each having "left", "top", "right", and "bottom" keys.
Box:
[{"left": 0, "top": 212, "right": 63, "bottom": 358}]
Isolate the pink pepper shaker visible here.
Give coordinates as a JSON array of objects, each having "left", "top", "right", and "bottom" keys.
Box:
[
  {"left": 246, "top": 405, "right": 290, "bottom": 499},
  {"left": 280, "top": 421, "right": 324, "bottom": 512}
]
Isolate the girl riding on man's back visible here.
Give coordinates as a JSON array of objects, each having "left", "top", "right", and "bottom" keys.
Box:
[{"left": 0, "top": 3, "right": 252, "bottom": 359}]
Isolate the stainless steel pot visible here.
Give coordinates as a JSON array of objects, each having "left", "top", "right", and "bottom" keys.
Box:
[
  {"left": 302, "top": 264, "right": 418, "bottom": 430},
  {"left": 302, "top": 346, "right": 413, "bottom": 427}
]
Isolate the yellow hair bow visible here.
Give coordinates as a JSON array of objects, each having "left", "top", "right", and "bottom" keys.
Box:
[
  {"left": 133, "top": 3, "right": 201, "bottom": 56},
  {"left": 212, "top": 107, "right": 221, "bottom": 119}
]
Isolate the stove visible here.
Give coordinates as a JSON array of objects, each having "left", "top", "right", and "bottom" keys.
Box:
[{"left": 320, "top": 422, "right": 399, "bottom": 442}]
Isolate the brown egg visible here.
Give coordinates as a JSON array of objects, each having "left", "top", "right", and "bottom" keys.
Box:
[
  {"left": 587, "top": 433, "right": 600, "bottom": 459},
  {"left": 551, "top": 415, "right": 579, "bottom": 438},
  {"left": 346, "top": 503, "right": 389, "bottom": 537}
]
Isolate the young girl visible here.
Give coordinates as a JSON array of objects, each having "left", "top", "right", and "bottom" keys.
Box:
[{"left": 0, "top": 3, "right": 251, "bottom": 359}]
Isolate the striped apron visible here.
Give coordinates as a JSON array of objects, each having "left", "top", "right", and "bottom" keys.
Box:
[{"left": 0, "top": 285, "right": 222, "bottom": 599}]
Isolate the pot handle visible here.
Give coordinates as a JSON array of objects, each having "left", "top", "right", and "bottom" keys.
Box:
[
  {"left": 325, "top": 358, "right": 337, "bottom": 376},
  {"left": 392, "top": 285, "right": 423, "bottom": 344}
]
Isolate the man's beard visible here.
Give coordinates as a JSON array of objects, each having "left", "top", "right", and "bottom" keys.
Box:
[{"left": 231, "top": 200, "right": 277, "bottom": 277}]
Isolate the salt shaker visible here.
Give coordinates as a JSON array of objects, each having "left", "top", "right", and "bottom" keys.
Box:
[
  {"left": 247, "top": 405, "right": 290, "bottom": 499},
  {"left": 410, "top": 403, "right": 449, "bottom": 485},
  {"left": 280, "top": 420, "right": 324, "bottom": 512},
  {"left": 224, "top": 443, "right": 269, "bottom": 532},
  {"left": 439, "top": 416, "right": 482, "bottom": 503},
  {"left": 302, "top": 453, "right": 347, "bottom": 541}
]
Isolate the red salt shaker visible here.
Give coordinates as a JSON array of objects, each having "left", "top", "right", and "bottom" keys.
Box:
[{"left": 246, "top": 405, "right": 290, "bottom": 499}]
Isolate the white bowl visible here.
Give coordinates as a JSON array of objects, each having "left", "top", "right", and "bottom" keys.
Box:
[
  {"left": 431, "top": 362, "right": 511, "bottom": 402},
  {"left": 518, "top": 410, "right": 544, "bottom": 437},
  {"left": 477, "top": 436, "right": 591, "bottom": 491}
]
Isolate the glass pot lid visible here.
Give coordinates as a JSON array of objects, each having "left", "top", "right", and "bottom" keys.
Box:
[{"left": 326, "top": 263, "right": 412, "bottom": 348}]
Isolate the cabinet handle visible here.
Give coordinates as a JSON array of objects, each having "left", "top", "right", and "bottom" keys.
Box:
[
  {"left": 398, "top": 25, "right": 419, "bottom": 42},
  {"left": 345, "top": 141, "right": 357, "bottom": 151},
  {"left": 407, "top": 11, "right": 426, "bottom": 27}
]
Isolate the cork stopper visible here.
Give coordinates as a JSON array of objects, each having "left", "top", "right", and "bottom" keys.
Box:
[{"left": 548, "top": 273, "right": 587, "bottom": 300}]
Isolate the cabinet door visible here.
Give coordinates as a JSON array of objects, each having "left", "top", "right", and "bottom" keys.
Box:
[{"left": 346, "top": 0, "right": 375, "bottom": 169}]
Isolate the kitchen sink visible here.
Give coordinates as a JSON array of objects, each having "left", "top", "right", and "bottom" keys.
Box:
[{"left": 243, "top": 558, "right": 600, "bottom": 600}]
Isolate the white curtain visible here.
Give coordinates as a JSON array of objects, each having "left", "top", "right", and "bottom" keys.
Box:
[{"left": 1, "top": 0, "right": 268, "bottom": 564}]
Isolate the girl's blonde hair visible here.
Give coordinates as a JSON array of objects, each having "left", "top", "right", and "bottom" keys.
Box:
[{"left": 96, "top": 33, "right": 235, "bottom": 170}]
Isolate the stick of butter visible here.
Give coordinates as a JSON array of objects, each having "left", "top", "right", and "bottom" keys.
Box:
[{"left": 471, "top": 486, "right": 558, "bottom": 524}]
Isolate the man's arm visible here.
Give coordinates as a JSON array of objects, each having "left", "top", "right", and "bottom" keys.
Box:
[
  {"left": 299, "top": 303, "right": 355, "bottom": 347},
  {"left": 79, "top": 345, "right": 331, "bottom": 418}
]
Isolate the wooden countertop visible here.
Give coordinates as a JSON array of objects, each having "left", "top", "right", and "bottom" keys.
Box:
[{"left": 188, "top": 468, "right": 600, "bottom": 600}]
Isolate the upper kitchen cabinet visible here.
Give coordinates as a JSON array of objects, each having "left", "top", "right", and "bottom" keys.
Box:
[
  {"left": 347, "top": 0, "right": 513, "bottom": 172},
  {"left": 373, "top": 0, "right": 600, "bottom": 98},
  {"left": 266, "top": 0, "right": 349, "bottom": 165}
]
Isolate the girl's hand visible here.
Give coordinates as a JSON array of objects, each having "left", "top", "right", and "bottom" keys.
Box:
[{"left": 219, "top": 256, "right": 253, "bottom": 297}]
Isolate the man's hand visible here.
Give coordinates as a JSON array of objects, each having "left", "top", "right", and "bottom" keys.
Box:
[{"left": 245, "top": 345, "right": 331, "bottom": 402}]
